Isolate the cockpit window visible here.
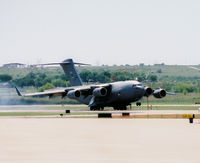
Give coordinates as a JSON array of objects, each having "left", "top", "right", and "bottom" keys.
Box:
[{"left": 132, "top": 84, "right": 136, "bottom": 87}]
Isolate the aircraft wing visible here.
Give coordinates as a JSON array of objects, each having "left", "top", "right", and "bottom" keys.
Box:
[
  {"left": 166, "top": 92, "right": 176, "bottom": 95},
  {"left": 188, "top": 66, "right": 200, "bottom": 71},
  {"left": 15, "top": 84, "right": 111, "bottom": 99},
  {"left": 15, "top": 87, "right": 69, "bottom": 98},
  {"left": 167, "top": 87, "right": 176, "bottom": 95}
]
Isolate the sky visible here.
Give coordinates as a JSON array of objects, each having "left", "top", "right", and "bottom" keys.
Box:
[{"left": 0, "top": 0, "right": 200, "bottom": 66}]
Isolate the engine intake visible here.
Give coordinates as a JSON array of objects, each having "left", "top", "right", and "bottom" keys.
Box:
[
  {"left": 93, "top": 87, "right": 107, "bottom": 97},
  {"left": 153, "top": 89, "right": 166, "bottom": 98},
  {"left": 144, "top": 87, "right": 153, "bottom": 97},
  {"left": 67, "top": 90, "right": 81, "bottom": 99}
]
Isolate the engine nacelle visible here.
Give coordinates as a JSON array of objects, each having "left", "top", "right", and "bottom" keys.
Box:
[
  {"left": 93, "top": 87, "right": 107, "bottom": 97},
  {"left": 144, "top": 87, "right": 153, "bottom": 97},
  {"left": 153, "top": 89, "right": 166, "bottom": 98},
  {"left": 67, "top": 90, "right": 81, "bottom": 99}
]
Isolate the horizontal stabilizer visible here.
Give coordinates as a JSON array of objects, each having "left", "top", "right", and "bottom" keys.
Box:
[
  {"left": 167, "top": 87, "right": 176, "bottom": 95},
  {"left": 32, "top": 62, "right": 90, "bottom": 66},
  {"left": 167, "top": 92, "right": 176, "bottom": 95}
]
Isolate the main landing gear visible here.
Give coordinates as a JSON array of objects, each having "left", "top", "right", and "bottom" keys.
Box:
[
  {"left": 90, "top": 106, "right": 104, "bottom": 111},
  {"left": 113, "top": 105, "right": 127, "bottom": 110}
]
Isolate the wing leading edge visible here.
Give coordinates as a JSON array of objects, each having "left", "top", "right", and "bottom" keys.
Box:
[
  {"left": 15, "top": 87, "right": 68, "bottom": 98},
  {"left": 15, "top": 84, "right": 111, "bottom": 100}
]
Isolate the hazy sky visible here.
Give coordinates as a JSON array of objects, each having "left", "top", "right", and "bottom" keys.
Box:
[{"left": 0, "top": 0, "right": 200, "bottom": 66}]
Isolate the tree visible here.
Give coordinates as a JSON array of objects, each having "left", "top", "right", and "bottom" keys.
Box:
[
  {"left": 183, "top": 89, "right": 188, "bottom": 95},
  {"left": 147, "top": 74, "right": 158, "bottom": 82},
  {"left": 157, "top": 69, "right": 162, "bottom": 73},
  {"left": 174, "top": 83, "right": 196, "bottom": 93},
  {"left": 39, "top": 83, "right": 55, "bottom": 92},
  {"left": 52, "top": 79, "right": 67, "bottom": 87},
  {"left": 112, "top": 71, "right": 133, "bottom": 81},
  {"left": 0, "top": 74, "right": 12, "bottom": 82},
  {"left": 80, "top": 70, "right": 93, "bottom": 82}
]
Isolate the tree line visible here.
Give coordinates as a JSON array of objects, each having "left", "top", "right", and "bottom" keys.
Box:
[{"left": 0, "top": 69, "right": 200, "bottom": 94}]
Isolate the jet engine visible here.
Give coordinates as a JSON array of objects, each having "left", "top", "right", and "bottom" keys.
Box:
[
  {"left": 144, "top": 87, "right": 153, "bottom": 97},
  {"left": 93, "top": 87, "right": 107, "bottom": 97},
  {"left": 153, "top": 89, "right": 166, "bottom": 98},
  {"left": 67, "top": 90, "right": 81, "bottom": 99}
]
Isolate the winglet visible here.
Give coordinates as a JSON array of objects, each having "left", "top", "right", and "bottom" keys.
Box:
[
  {"left": 15, "top": 87, "right": 22, "bottom": 96},
  {"left": 167, "top": 87, "right": 176, "bottom": 95}
]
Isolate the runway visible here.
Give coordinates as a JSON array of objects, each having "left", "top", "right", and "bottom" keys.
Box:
[
  {"left": 0, "top": 104, "right": 200, "bottom": 119},
  {"left": 0, "top": 118, "right": 200, "bottom": 163},
  {"left": 0, "top": 105, "right": 200, "bottom": 162}
]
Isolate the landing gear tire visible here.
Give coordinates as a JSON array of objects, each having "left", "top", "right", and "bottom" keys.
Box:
[
  {"left": 121, "top": 106, "right": 127, "bottom": 110},
  {"left": 100, "top": 107, "right": 104, "bottom": 111},
  {"left": 136, "top": 102, "right": 141, "bottom": 106},
  {"left": 90, "top": 106, "right": 103, "bottom": 111},
  {"left": 113, "top": 106, "right": 127, "bottom": 110},
  {"left": 90, "top": 107, "right": 94, "bottom": 111},
  {"left": 90, "top": 106, "right": 97, "bottom": 111}
]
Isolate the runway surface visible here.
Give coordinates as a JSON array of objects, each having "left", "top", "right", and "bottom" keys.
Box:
[
  {"left": 0, "top": 118, "right": 200, "bottom": 163},
  {"left": 0, "top": 104, "right": 200, "bottom": 119},
  {"left": 0, "top": 105, "right": 200, "bottom": 162}
]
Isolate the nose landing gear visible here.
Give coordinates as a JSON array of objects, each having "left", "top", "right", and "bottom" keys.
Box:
[{"left": 136, "top": 102, "right": 141, "bottom": 106}]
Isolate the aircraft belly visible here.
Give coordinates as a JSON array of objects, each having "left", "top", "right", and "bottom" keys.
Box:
[
  {"left": 111, "top": 87, "right": 144, "bottom": 104},
  {"left": 76, "top": 95, "right": 92, "bottom": 105},
  {"left": 70, "top": 84, "right": 144, "bottom": 107}
]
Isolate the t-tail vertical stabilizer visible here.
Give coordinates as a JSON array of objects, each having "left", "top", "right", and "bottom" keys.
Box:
[
  {"left": 30, "top": 58, "right": 89, "bottom": 86},
  {"left": 60, "top": 59, "right": 83, "bottom": 86}
]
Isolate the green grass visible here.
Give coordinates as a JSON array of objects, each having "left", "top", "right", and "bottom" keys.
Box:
[
  {"left": 1, "top": 64, "right": 200, "bottom": 79},
  {"left": 0, "top": 112, "right": 96, "bottom": 117},
  {"left": 0, "top": 110, "right": 96, "bottom": 117},
  {"left": 79, "top": 65, "right": 200, "bottom": 78},
  {"left": 140, "top": 93, "right": 200, "bottom": 105},
  {"left": 132, "top": 105, "right": 200, "bottom": 110}
]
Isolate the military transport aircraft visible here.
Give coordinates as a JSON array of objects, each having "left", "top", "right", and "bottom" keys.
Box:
[{"left": 16, "top": 59, "right": 167, "bottom": 110}]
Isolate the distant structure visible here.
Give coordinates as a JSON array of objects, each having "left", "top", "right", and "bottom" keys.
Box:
[
  {"left": 0, "top": 82, "right": 12, "bottom": 88},
  {"left": 3, "top": 63, "right": 25, "bottom": 68},
  {"left": 154, "top": 63, "right": 165, "bottom": 66},
  {"left": 28, "top": 65, "right": 37, "bottom": 68}
]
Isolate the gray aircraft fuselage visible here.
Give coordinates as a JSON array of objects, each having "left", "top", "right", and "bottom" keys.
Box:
[{"left": 69, "top": 80, "right": 148, "bottom": 110}]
